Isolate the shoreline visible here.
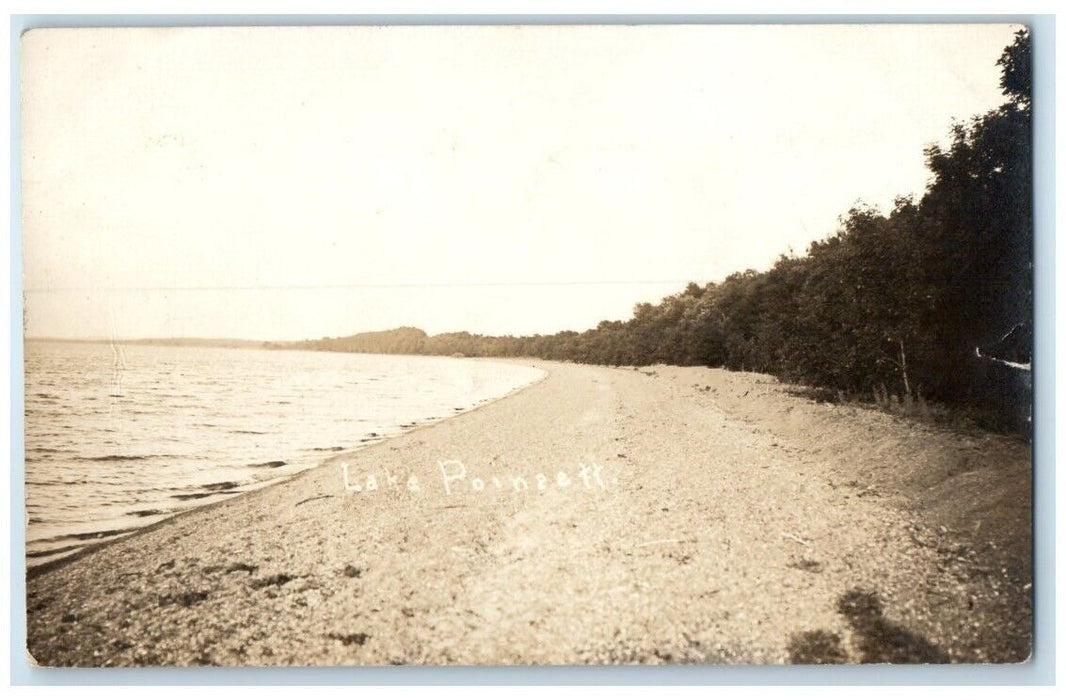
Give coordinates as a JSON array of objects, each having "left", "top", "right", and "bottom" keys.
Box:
[
  {"left": 26, "top": 357, "right": 550, "bottom": 580},
  {"left": 26, "top": 361, "right": 1031, "bottom": 666}
]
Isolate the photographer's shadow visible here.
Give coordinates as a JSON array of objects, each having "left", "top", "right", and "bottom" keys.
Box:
[{"left": 789, "top": 588, "right": 950, "bottom": 664}]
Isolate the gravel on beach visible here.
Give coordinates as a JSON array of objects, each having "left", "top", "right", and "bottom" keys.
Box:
[{"left": 26, "top": 361, "right": 1032, "bottom": 666}]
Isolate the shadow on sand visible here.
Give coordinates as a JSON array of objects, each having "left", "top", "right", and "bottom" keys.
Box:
[{"left": 789, "top": 588, "right": 950, "bottom": 664}]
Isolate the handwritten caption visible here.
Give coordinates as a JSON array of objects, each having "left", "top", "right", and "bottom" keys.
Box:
[{"left": 341, "top": 458, "right": 612, "bottom": 496}]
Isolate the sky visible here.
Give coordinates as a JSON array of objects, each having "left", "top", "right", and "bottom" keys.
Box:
[{"left": 21, "top": 24, "right": 1021, "bottom": 341}]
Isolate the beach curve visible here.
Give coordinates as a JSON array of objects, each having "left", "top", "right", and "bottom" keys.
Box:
[{"left": 26, "top": 361, "right": 1031, "bottom": 666}]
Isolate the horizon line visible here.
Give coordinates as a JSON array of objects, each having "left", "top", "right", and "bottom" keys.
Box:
[{"left": 23, "top": 278, "right": 714, "bottom": 294}]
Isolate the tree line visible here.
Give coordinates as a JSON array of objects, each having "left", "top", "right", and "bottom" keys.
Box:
[{"left": 277, "top": 31, "right": 1032, "bottom": 432}]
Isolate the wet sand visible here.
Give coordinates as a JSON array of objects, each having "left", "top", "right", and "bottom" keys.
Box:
[{"left": 26, "top": 361, "right": 1032, "bottom": 666}]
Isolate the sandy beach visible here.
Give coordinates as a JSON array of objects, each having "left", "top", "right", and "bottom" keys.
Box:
[{"left": 26, "top": 361, "right": 1032, "bottom": 666}]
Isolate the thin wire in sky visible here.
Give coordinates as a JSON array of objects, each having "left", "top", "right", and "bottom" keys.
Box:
[{"left": 24, "top": 279, "right": 710, "bottom": 294}]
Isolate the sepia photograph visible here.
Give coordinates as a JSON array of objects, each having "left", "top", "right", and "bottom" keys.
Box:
[{"left": 19, "top": 23, "right": 1033, "bottom": 667}]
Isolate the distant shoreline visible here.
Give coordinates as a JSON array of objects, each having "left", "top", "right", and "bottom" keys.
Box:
[
  {"left": 25, "top": 336, "right": 276, "bottom": 349},
  {"left": 24, "top": 337, "right": 549, "bottom": 366}
]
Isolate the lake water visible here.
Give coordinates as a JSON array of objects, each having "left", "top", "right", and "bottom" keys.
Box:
[{"left": 23, "top": 342, "right": 544, "bottom": 564}]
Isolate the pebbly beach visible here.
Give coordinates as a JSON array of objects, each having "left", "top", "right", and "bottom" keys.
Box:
[{"left": 25, "top": 360, "right": 1032, "bottom": 666}]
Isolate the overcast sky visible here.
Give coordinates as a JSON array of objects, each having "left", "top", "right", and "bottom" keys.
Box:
[{"left": 21, "top": 24, "right": 1020, "bottom": 340}]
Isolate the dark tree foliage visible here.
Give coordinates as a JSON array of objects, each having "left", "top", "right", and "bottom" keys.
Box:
[
  {"left": 288, "top": 32, "right": 1032, "bottom": 431},
  {"left": 998, "top": 28, "right": 1032, "bottom": 109},
  {"left": 294, "top": 327, "right": 429, "bottom": 355}
]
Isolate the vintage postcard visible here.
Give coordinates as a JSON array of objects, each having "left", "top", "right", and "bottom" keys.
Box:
[{"left": 21, "top": 24, "right": 1032, "bottom": 666}]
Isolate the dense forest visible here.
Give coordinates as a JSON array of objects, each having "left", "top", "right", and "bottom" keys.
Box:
[{"left": 278, "top": 31, "right": 1033, "bottom": 432}]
